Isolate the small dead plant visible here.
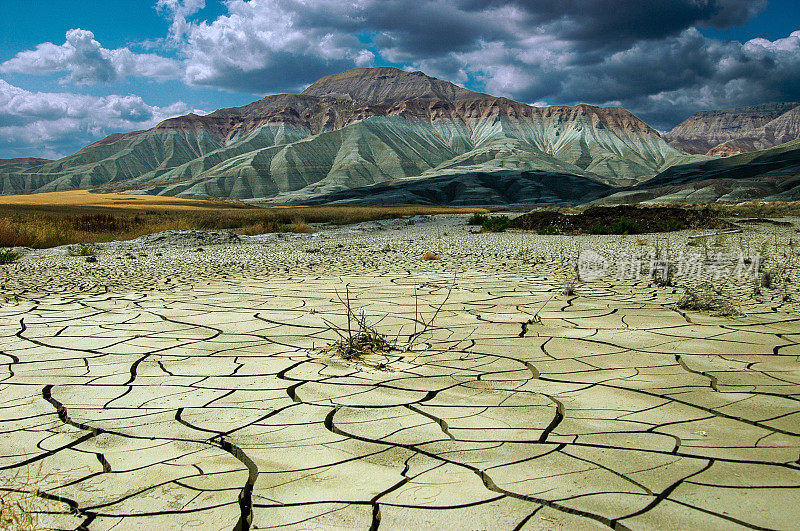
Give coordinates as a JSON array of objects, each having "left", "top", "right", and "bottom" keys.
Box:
[
  {"left": 653, "top": 262, "right": 675, "bottom": 287},
  {"left": 520, "top": 292, "right": 556, "bottom": 336},
  {"left": 677, "top": 284, "right": 741, "bottom": 316},
  {"left": 322, "top": 277, "right": 456, "bottom": 362},
  {"left": 561, "top": 278, "right": 577, "bottom": 296},
  {"left": 408, "top": 275, "right": 456, "bottom": 351},
  {"left": 0, "top": 463, "right": 51, "bottom": 530},
  {"left": 322, "top": 285, "right": 395, "bottom": 360}
]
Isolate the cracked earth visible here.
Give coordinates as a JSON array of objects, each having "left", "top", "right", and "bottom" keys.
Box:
[{"left": 2, "top": 215, "right": 800, "bottom": 529}]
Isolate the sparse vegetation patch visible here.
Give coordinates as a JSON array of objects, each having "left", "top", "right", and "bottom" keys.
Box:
[
  {"left": 677, "top": 284, "right": 741, "bottom": 316},
  {"left": 0, "top": 249, "right": 20, "bottom": 264},
  {"left": 69, "top": 244, "right": 97, "bottom": 257},
  {"left": 322, "top": 286, "right": 395, "bottom": 360},
  {"left": 467, "top": 213, "right": 488, "bottom": 225},
  {"left": 510, "top": 205, "right": 730, "bottom": 234},
  {"left": 480, "top": 215, "right": 512, "bottom": 232}
]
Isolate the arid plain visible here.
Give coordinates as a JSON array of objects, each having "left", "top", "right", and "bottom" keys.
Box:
[{"left": 1, "top": 200, "right": 800, "bottom": 530}]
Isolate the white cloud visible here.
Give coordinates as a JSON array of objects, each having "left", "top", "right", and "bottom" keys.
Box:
[
  {"left": 0, "top": 80, "right": 197, "bottom": 158},
  {"left": 0, "top": 29, "right": 180, "bottom": 85},
  {"left": 151, "top": 0, "right": 787, "bottom": 128},
  {"left": 157, "top": 0, "right": 206, "bottom": 40},
  {"left": 178, "top": 0, "right": 375, "bottom": 92}
]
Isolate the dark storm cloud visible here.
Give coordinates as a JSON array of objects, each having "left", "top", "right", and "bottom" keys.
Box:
[
  {"left": 171, "top": 0, "right": 797, "bottom": 128},
  {"left": 187, "top": 51, "right": 369, "bottom": 94},
  {"left": 1, "top": 0, "right": 796, "bottom": 137},
  {"left": 547, "top": 29, "right": 800, "bottom": 127},
  {"left": 494, "top": 0, "right": 768, "bottom": 45}
]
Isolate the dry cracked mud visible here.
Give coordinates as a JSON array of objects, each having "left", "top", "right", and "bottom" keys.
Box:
[{"left": 1, "top": 215, "right": 800, "bottom": 529}]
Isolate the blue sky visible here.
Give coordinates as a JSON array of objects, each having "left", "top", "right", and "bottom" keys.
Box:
[{"left": 0, "top": 0, "right": 798, "bottom": 159}]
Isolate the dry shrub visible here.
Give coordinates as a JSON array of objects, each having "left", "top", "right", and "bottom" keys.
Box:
[
  {"left": 422, "top": 252, "right": 440, "bottom": 260},
  {"left": 678, "top": 284, "right": 740, "bottom": 316},
  {"left": 290, "top": 219, "right": 313, "bottom": 234},
  {"left": 761, "top": 270, "right": 774, "bottom": 289},
  {"left": 653, "top": 262, "right": 675, "bottom": 287},
  {"left": 323, "top": 286, "right": 395, "bottom": 360},
  {"left": 561, "top": 278, "right": 576, "bottom": 296},
  {"left": 332, "top": 328, "right": 394, "bottom": 360}
]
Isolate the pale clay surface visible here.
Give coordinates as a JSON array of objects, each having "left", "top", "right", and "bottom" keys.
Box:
[{"left": 1, "top": 214, "right": 800, "bottom": 529}]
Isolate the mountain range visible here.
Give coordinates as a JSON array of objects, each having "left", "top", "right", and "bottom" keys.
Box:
[
  {"left": 664, "top": 102, "right": 800, "bottom": 156},
  {"left": 0, "top": 67, "right": 695, "bottom": 203},
  {"left": 0, "top": 67, "right": 798, "bottom": 205}
]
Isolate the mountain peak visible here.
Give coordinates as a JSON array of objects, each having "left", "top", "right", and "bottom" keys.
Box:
[{"left": 300, "top": 67, "right": 487, "bottom": 105}]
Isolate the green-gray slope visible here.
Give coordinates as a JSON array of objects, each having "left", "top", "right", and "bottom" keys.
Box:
[
  {"left": 597, "top": 138, "right": 800, "bottom": 204},
  {"left": 297, "top": 170, "right": 612, "bottom": 206}
]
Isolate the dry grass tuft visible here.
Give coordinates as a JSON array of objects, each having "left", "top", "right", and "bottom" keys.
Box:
[
  {"left": 677, "top": 284, "right": 741, "bottom": 316},
  {"left": 289, "top": 220, "right": 313, "bottom": 234},
  {"left": 0, "top": 464, "right": 51, "bottom": 530}
]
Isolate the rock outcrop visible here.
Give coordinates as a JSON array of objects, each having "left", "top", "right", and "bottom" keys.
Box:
[
  {"left": 300, "top": 67, "right": 486, "bottom": 104},
  {"left": 664, "top": 102, "right": 800, "bottom": 156}
]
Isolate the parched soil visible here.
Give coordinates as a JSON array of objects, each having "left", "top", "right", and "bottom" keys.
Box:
[
  {"left": 1, "top": 214, "right": 800, "bottom": 529},
  {"left": 509, "top": 205, "right": 732, "bottom": 234}
]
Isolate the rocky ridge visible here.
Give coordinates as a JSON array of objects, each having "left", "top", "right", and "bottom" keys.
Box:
[{"left": 664, "top": 102, "right": 800, "bottom": 156}]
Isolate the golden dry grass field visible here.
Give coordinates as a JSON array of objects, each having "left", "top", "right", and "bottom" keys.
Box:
[{"left": 0, "top": 190, "right": 487, "bottom": 248}]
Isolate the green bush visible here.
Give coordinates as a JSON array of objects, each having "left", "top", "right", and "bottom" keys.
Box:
[
  {"left": 0, "top": 249, "right": 20, "bottom": 264},
  {"left": 611, "top": 219, "right": 640, "bottom": 234},
  {"left": 467, "top": 213, "right": 488, "bottom": 225},
  {"left": 664, "top": 219, "right": 685, "bottom": 231},
  {"left": 537, "top": 225, "right": 560, "bottom": 235},
  {"left": 588, "top": 218, "right": 641, "bottom": 235},
  {"left": 481, "top": 216, "right": 512, "bottom": 232},
  {"left": 69, "top": 244, "right": 97, "bottom": 257}
]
